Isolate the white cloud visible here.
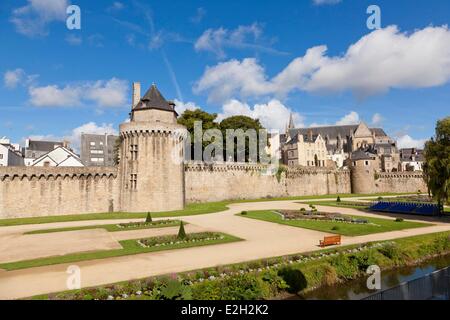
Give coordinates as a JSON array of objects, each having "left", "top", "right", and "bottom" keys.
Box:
[
  {"left": 11, "top": 0, "right": 69, "bottom": 37},
  {"left": 396, "top": 135, "right": 427, "bottom": 149},
  {"left": 4, "top": 69, "right": 25, "bottom": 88},
  {"left": 335, "top": 111, "right": 360, "bottom": 125},
  {"left": 190, "top": 7, "right": 206, "bottom": 24},
  {"left": 195, "top": 25, "right": 450, "bottom": 102},
  {"left": 194, "top": 23, "right": 282, "bottom": 59},
  {"left": 173, "top": 99, "right": 200, "bottom": 115},
  {"left": 218, "top": 99, "right": 304, "bottom": 131},
  {"left": 313, "top": 0, "right": 342, "bottom": 5},
  {"left": 28, "top": 78, "right": 128, "bottom": 108},
  {"left": 372, "top": 113, "right": 383, "bottom": 126}
]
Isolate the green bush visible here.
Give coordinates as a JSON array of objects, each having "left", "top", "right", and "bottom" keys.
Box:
[
  {"left": 241, "top": 211, "right": 248, "bottom": 215},
  {"left": 156, "top": 278, "right": 192, "bottom": 300},
  {"left": 145, "top": 212, "right": 152, "bottom": 223},
  {"left": 191, "top": 280, "right": 222, "bottom": 300},
  {"left": 336, "top": 196, "right": 341, "bottom": 203},
  {"left": 177, "top": 221, "right": 186, "bottom": 240},
  {"left": 378, "top": 243, "right": 404, "bottom": 262},
  {"left": 395, "top": 218, "right": 404, "bottom": 222},
  {"left": 221, "top": 274, "right": 271, "bottom": 300},
  {"left": 331, "top": 226, "right": 339, "bottom": 231},
  {"left": 331, "top": 254, "right": 359, "bottom": 280},
  {"left": 300, "top": 208, "right": 306, "bottom": 212},
  {"left": 277, "top": 267, "right": 308, "bottom": 293},
  {"left": 350, "top": 250, "right": 378, "bottom": 271},
  {"left": 261, "top": 269, "right": 288, "bottom": 296}
]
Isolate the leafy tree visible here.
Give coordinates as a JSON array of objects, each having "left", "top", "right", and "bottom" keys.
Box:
[
  {"left": 219, "top": 115, "right": 266, "bottom": 162},
  {"left": 177, "top": 221, "right": 187, "bottom": 240},
  {"left": 145, "top": 212, "right": 152, "bottom": 223},
  {"left": 423, "top": 116, "right": 450, "bottom": 214},
  {"left": 177, "top": 109, "right": 219, "bottom": 160}
]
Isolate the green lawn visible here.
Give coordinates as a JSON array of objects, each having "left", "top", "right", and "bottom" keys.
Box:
[
  {"left": 300, "top": 200, "right": 372, "bottom": 210},
  {"left": 0, "top": 232, "right": 241, "bottom": 271},
  {"left": 24, "top": 220, "right": 183, "bottom": 235},
  {"left": 0, "top": 192, "right": 416, "bottom": 227},
  {"left": 238, "top": 210, "right": 431, "bottom": 236}
]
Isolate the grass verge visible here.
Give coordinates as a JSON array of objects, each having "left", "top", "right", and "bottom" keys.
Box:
[
  {"left": 0, "top": 232, "right": 241, "bottom": 271},
  {"left": 238, "top": 210, "right": 431, "bottom": 236},
  {"left": 0, "top": 193, "right": 415, "bottom": 227},
  {"left": 24, "top": 220, "right": 183, "bottom": 235}
]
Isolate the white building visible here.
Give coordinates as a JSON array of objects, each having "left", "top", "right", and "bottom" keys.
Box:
[
  {"left": 32, "top": 146, "right": 84, "bottom": 167},
  {"left": 0, "top": 137, "right": 24, "bottom": 167},
  {"left": 400, "top": 148, "right": 424, "bottom": 171}
]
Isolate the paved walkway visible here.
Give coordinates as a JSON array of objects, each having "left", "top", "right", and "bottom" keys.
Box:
[{"left": 0, "top": 197, "right": 449, "bottom": 299}]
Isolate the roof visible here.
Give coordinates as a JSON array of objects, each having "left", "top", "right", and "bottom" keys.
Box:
[
  {"left": 288, "top": 125, "right": 387, "bottom": 140},
  {"left": 133, "top": 84, "right": 177, "bottom": 115},
  {"left": 27, "top": 140, "right": 63, "bottom": 152},
  {"left": 351, "top": 149, "right": 377, "bottom": 161},
  {"left": 32, "top": 146, "right": 83, "bottom": 167},
  {"left": 400, "top": 148, "right": 424, "bottom": 162}
]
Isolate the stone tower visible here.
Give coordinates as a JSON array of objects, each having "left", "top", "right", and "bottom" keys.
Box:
[
  {"left": 118, "top": 83, "right": 186, "bottom": 212},
  {"left": 349, "top": 149, "right": 377, "bottom": 194}
]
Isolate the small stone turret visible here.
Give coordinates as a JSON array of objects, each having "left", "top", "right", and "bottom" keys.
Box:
[
  {"left": 349, "top": 149, "right": 377, "bottom": 194},
  {"left": 118, "top": 83, "right": 186, "bottom": 212}
]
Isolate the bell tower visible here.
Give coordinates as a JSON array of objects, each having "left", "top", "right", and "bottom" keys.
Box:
[{"left": 118, "top": 83, "right": 186, "bottom": 212}]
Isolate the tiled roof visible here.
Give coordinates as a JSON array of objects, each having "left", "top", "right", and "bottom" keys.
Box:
[{"left": 133, "top": 84, "right": 177, "bottom": 114}]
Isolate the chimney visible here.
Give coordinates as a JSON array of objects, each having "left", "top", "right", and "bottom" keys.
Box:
[
  {"left": 132, "top": 82, "right": 141, "bottom": 109},
  {"left": 309, "top": 129, "right": 313, "bottom": 142}
]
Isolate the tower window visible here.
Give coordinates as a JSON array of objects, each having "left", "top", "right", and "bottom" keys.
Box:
[
  {"left": 130, "top": 144, "right": 138, "bottom": 160},
  {"left": 130, "top": 174, "right": 137, "bottom": 190}
]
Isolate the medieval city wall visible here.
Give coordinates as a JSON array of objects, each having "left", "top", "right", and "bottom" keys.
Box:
[
  {"left": 184, "top": 163, "right": 351, "bottom": 203},
  {"left": 373, "top": 172, "right": 427, "bottom": 194},
  {"left": 0, "top": 167, "right": 119, "bottom": 218}
]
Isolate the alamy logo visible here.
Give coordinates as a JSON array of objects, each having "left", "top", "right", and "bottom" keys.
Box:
[
  {"left": 66, "top": 5, "right": 81, "bottom": 30},
  {"left": 367, "top": 5, "right": 381, "bottom": 30},
  {"left": 66, "top": 265, "right": 81, "bottom": 290},
  {"left": 366, "top": 265, "right": 381, "bottom": 290}
]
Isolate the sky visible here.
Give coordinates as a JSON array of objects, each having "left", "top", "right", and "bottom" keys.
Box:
[{"left": 1, "top": 0, "right": 450, "bottom": 151}]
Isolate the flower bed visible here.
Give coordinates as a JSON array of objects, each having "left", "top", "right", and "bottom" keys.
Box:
[
  {"left": 137, "top": 232, "right": 225, "bottom": 248},
  {"left": 278, "top": 210, "right": 369, "bottom": 224},
  {"left": 116, "top": 220, "right": 179, "bottom": 229}
]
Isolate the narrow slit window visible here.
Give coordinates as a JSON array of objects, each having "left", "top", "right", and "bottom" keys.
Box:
[{"left": 130, "top": 174, "right": 137, "bottom": 190}]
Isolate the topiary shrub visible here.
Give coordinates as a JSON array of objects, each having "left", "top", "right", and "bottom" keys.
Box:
[
  {"left": 300, "top": 208, "right": 306, "bottom": 212},
  {"left": 395, "top": 218, "right": 404, "bottom": 222},
  {"left": 241, "top": 211, "right": 248, "bottom": 215},
  {"left": 331, "top": 226, "right": 340, "bottom": 231},
  {"left": 336, "top": 196, "right": 341, "bottom": 203},
  {"left": 177, "top": 221, "right": 186, "bottom": 240},
  {"left": 145, "top": 212, "right": 152, "bottom": 223}
]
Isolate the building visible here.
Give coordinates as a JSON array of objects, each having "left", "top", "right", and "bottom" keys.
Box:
[
  {"left": 80, "top": 134, "right": 119, "bottom": 166},
  {"left": 118, "top": 82, "right": 186, "bottom": 213},
  {"left": 283, "top": 131, "right": 328, "bottom": 167},
  {"left": 24, "top": 139, "right": 64, "bottom": 166},
  {"left": 281, "top": 121, "right": 399, "bottom": 171},
  {"left": 32, "top": 146, "right": 84, "bottom": 167},
  {"left": 400, "top": 148, "right": 424, "bottom": 171},
  {"left": 0, "top": 138, "right": 24, "bottom": 166}
]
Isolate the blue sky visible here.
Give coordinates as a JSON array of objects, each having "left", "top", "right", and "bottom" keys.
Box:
[{"left": 1, "top": 0, "right": 450, "bottom": 150}]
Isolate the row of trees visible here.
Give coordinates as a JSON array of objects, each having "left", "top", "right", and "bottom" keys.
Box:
[
  {"left": 423, "top": 116, "right": 450, "bottom": 213},
  {"left": 177, "top": 109, "right": 268, "bottom": 162}
]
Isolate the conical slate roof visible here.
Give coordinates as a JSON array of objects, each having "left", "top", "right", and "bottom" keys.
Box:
[{"left": 133, "top": 84, "right": 177, "bottom": 114}]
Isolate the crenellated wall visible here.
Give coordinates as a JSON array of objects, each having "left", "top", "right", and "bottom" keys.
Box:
[
  {"left": 373, "top": 172, "right": 427, "bottom": 194},
  {"left": 184, "top": 163, "right": 351, "bottom": 203},
  {"left": 0, "top": 167, "right": 119, "bottom": 218}
]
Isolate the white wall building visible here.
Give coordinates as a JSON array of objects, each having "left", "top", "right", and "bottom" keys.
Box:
[
  {"left": 32, "top": 146, "right": 84, "bottom": 167},
  {"left": 0, "top": 137, "right": 24, "bottom": 167}
]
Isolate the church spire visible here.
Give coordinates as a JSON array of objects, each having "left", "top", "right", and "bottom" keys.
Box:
[{"left": 288, "top": 113, "right": 295, "bottom": 130}]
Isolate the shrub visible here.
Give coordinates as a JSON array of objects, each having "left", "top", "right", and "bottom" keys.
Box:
[
  {"left": 145, "top": 212, "right": 152, "bottom": 223},
  {"left": 395, "top": 218, "right": 404, "bottom": 222},
  {"left": 331, "top": 226, "right": 339, "bottom": 231},
  {"left": 378, "top": 196, "right": 383, "bottom": 201},
  {"left": 300, "top": 208, "right": 306, "bottom": 212},
  {"left": 191, "top": 280, "right": 222, "bottom": 300},
  {"left": 241, "top": 211, "right": 248, "bottom": 215},
  {"left": 331, "top": 254, "right": 359, "bottom": 280},
  {"left": 322, "top": 265, "right": 338, "bottom": 286},
  {"left": 156, "top": 278, "right": 192, "bottom": 300},
  {"left": 177, "top": 221, "right": 186, "bottom": 240},
  {"left": 378, "top": 243, "right": 404, "bottom": 262},
  {"left": 261, "top": 269, "right": 288, "bottom": 296},
  {"left": 336, "top": 196, "right": 341, "bottom": 203},
  {"left": 277, "top": 267, "right": 307, "bottom": 293},
  {"left": 221, "top": 274, "right": 271, "bottom": 300}
]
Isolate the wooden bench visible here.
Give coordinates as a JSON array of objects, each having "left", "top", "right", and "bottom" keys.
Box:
[{"left": 319, "top": 235, "right": 341, "bottom": 247}]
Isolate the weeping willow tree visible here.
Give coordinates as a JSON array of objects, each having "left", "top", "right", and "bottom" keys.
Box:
[{"left": 423, "top": 117, "right": 450, "bottom": 215}]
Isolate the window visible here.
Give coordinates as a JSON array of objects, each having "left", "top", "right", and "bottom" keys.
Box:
[
  {"left": 130, "top": 174, "right": 137, "bottom": 190},
  {"left": 130, "top": 144, "right": 138, "bottom": 160},
  {"left": 365, "top": 160, "right": 369, "bottom": 166},
  {"left": 90, "top": 142, "right": 96, "bottom": 146},
  {"left": 90, "top": 150, "right": 104, "bottom": 154},
  {"left": 43, "top": 161, "right": 50, "bottom": 167},
  {"left": 0, "top": 154, "right": 3, "bottom": 159}
]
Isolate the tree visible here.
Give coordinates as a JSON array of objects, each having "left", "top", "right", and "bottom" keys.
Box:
[
  {"left": 423, "top": 116, "right": 450, "bottom": 215},
  {"left": 177, "top": 109, "right": 219, "bottom": 160},
  {"left": 145, "top": 212, "right": 152, "bottom": 223},
  {"left": 177, "top": 221, "right": 187, "bottom": 240},
  {"left": 219, "top": 115, "right": 266, "bottom": 162}
]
